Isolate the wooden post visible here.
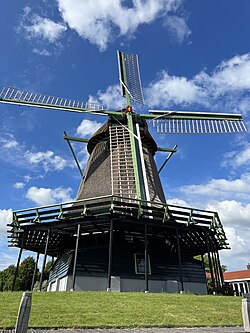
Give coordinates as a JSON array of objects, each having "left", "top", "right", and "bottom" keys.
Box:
[
  {"left": 71, "top": 224, "right": 81, "bottom": 291},
  {"left": 216, "top": 250, "right": 225, "bottom": 287},
  {"left": 144, "top": 222, "right": 149, "bottom": 293},
  {"left": 206, "top": 232, "right": 215, "bottom": 294},
  {"left": 39, "top": 229, "right": 50, "bottom": 292},
  {"left": 30, "top": 252, "right": 39, "bottom": 291},
  {"left": 12, "top": 234, "right": 25, "bottom": 292},
  {"left": 176, "top": 228, "right": 184, "bottom": 293},
  {"left": 107, "top": 219, "right": 114, "bottom": 291}
]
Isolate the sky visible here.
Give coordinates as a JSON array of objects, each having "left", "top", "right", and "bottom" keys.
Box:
[{"left": 0, "top": 0, "right": 250, "bottom": 273}]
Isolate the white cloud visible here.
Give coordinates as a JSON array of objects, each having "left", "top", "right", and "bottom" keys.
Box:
[
  {"left": 25, "top": 150, "right": 67, "bottom": 172},
  {"left": 23, "top": 14, "right": 67, "bottom": 43},
  {"left": 146, "top": 53, "right": 250, "bottom": 111},
  {"left": 180, "top": 173, "right": 250, "bottom": 201},
  {"left": 76, "top": 119, "right": 103, "bottom": 138},
  {"left": 57, "top": 0, "right": 184, "bottom": 51},
  {"left": 163, "top": 15, "right": 191, "bottom": 44},
  {"left": 33, "top": 48, "right": 51, "bottom": 56},
  {"left": 14, "top": 182, "right": 25, "bottom": 189},
  {"left": 146, "top": 71, "right": 204, "bottom": 107},
  {"left": 205, "top": 200, "right": 250, "bottom": 271},
  {"left": 26, "top": 186, "right": 73, "bottom": 205},
  {"left": 0, "top": 209, "right": 12, "bottom": 237},
  {"left": 0, "top": 134, "right": 69, "bottom": 173},
  {"left": 0, "top": 136, "right": 19, "bottom": 149},
  {"left": 222, "top": 144, "right": 250, "bottom": 169},
  {"left": 88, "top": 85, "right": 124, "bottom": 110}
]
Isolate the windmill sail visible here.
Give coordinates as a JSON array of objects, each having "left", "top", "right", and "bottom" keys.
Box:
[
  {"left": 117, "top": 51, "right": 144, "bottom": 104},
  {"left": 144, "top": 110, "right": 247, "bottom": 134},
  {"left": 0, "top": 86, "right": 107, "bottom": 115}
]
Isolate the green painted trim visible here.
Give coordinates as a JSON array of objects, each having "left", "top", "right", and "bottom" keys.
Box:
[
  {"left": 140, "top": 113, "right": 243, "bottom": 121},
  {"left": 64, "top": 135, "right": 89, "bottom": 143},
  {"left": 126, "top": 113, "right": 142, "bottom": 200},
  {"left": 120, "top": 53, "right": 130, "bottom": 107},
  {"left": 0, "top": 98, "right": 117, "bottom": 116},
  {"left": 157, "top": 147, "right": 177, "bottom": 152}
]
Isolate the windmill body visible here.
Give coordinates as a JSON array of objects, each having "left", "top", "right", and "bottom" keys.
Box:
[{"left": 0, "top": 51, "right": 247, "bottom": 293}]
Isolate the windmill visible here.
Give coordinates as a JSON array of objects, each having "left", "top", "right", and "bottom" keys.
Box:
[{"left": 0, "top": 51, "right": 247, "bottom": 293}]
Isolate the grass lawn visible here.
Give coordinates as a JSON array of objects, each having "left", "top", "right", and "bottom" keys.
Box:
[{"left": 0, "top": 291, "right": 243, "bottom": 328}]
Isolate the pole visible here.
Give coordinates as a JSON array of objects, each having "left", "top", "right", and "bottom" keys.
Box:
[
  {"left": 39, "top": 229, "right": 50, "bottom": 292},
  {"left": 30, "top": 252, "right": 40, "bottom": 291},
  {"left": 107, "top": 219, "right": 114, "bottom": 291},
  {"left": 12, "top": 234, "right": 25, "bottom": 292},
  {"left": 216, "top": 250, "right": 225, "bottom": 287},
  {"left": 176, "top": 228, "right": 184, "bottom": 293},
  {"left": 206, "top": 232, "right": 215, "bottom": 294},
  {"left": 144, "top": 223, "right": 149, "bottom": 292},
  {"left": 72, "top": 224, "right": 81, "bottom": 291}
]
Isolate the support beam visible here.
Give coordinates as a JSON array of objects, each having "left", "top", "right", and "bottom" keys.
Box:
[
  {"left": 71, "top": 224, "right": 81, "bottom": 291},
  {"left": 176, "top": 228, "right": 184, "bottom": 293},
  {"left": 107, "top": 219, "right": 114, "bottom": 291},
  {"left": 158, "top": 145, "right": 178, "bottom": 174},
  {"left": 206, "top": 232, "right": 215, "bottom": 294},
  {"left": 30, "top": 252, "right": 40, "bottom": 291},
  {"left": 211, "top": 248, "right": 220, "bottom": 293},
  {"left": 216, "top": 250, "right": 225, "bottom": 288},
  {"left": 12, "top": 234, "right": 25, "bottom": 292},
  {"left": 144, "top": 223, "right": 149, "bottom": 293},
  {"left": 201, "top": 254, "right": 208, "bottom": 294},
  {"left": 64, "top": 131, "right": 83, "bottom": 177},
  {"left": 39, "top": 229, "right": 50, "bottom": 292}
]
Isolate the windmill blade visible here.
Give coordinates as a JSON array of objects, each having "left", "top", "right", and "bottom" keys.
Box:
[
  {"left": 117, "top": 51, "right": 144, "bottom": 105},
  {"left": 141, "top": 110, "right": 247, "bottom": 134},
  {"left": 0, "top": 86, "right": 114, "bottom": 116}
]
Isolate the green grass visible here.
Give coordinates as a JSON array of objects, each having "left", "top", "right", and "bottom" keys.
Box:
[{"left": 0, "top": 291, "right": 243, "bottom": 328}]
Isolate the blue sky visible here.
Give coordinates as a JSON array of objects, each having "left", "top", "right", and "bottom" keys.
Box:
[{"left": 0, "top": 0, "right": 250, "bottom": 272}]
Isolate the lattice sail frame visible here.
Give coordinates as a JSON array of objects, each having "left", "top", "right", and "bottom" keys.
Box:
[
  {"left": 117, "top": 51, "right": 144, "bottom": 104},
  {"left": 0, "top": 86, "right": 106, "bottom": 114},
  {"left": 145, "top": 110, "right": 247, "bottom": 134}
]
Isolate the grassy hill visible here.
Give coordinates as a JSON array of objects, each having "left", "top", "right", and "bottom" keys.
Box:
[{"left": 0, "top": 291, "right": 243, "bottom": 328}]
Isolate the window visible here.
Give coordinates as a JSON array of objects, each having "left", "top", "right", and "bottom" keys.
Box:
[{"left": 134, "top": 253, "right": 151, "bottom": 275}]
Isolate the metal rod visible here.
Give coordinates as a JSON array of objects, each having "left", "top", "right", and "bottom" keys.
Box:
[
  {"left": 176, "top": 228, "right": 184, "bottom": 292},
  {"left": 158, "top": 145, "right": 178, "bottom": 174},
  {"left": 144, "top": 222, "right": 149, "bottom": 292},
  {"left": 39, "top": 229, "right": 50, "bottom": 292},
  {"left": 72, "top": 224, "right": 81, "bottom": 291},
  {"left": 107, "top": 219, "right": 114, "bottom": 291},
  {"left": 64, "top": 131, "right": 83, "bottom": 177},
  {"left": 30, "top": 252, "right": 40, "bottom": 291},
  {"left": 12, "top": 234, "right": 25, "bottom": 292}
]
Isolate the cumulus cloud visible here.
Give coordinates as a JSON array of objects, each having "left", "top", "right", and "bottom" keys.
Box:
[
  {"left": 163, "top": 15, "right": 191, "bottom": 44},
  {"left": 0, "top": 133, "right": 69, "bottom": 173},
  {"left": 57, "top": 0, "right": 184, "bottom": 50},
  {"left": 0, "top": 209, "right": 12, "bottom": 237},
  {"left": 25, "top": 150, "right": 67, "bottom": 172},
  {"left": 14, "top": 182, "right": 25, "bottom": 189},
  {"left": 205, "top": 200, "right": 250, "bottom": 270},
  {"left": 222, "top": 143, "right": 250, "bottom": 169},
  {"left": 26, "top": 186, "right": 73, "bottom": 205},
  {"left": 88, "top": 85, "right": 124, "bottom": 110},
  {"left": 180, "top": 173, "right": 250, "bottom": 201},
  {"left": 21, "top": 7, "right": 67, "bottom": 43},
  {"left": 76, "top": 119, "right": 103, "bottom": 138},
  {"left": 146, "top": 53, "right": 250, "bottom": 112}
]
